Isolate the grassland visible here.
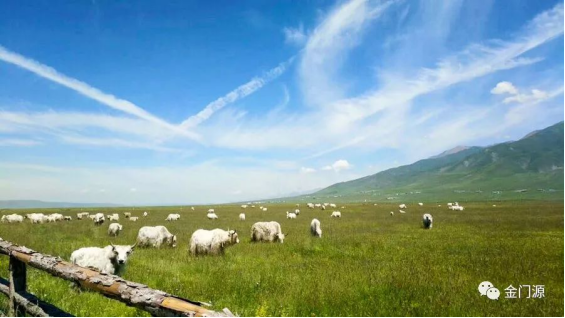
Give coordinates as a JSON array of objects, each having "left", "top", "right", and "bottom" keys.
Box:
[{"left": 0, "top": 201, "right": 563, "bottom": 316}]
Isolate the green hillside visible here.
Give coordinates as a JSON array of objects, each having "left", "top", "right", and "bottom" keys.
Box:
[{"left": 310, "top": 122, "right": 564, "bottom": 202}]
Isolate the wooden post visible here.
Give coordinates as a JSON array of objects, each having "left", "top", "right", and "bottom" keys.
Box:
[{"left": 9, "top": 256, "right": 27, "bottom": 316}]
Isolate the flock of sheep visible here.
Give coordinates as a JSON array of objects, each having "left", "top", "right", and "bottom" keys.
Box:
[{"left": 0, "top": 201, "right": 467, "bottom": 277}]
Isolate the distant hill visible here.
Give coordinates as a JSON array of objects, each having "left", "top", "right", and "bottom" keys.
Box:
[
  {"left": 0, "top": 200, "right": 121, "bottom": 209},
  {"left": 309, "top": 121, "right": 564, "bottom": 201}
]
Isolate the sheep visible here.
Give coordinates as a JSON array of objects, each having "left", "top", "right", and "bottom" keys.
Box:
[
  {"left": 123, "top": 212, "right": 131, "bottom": 218},
  {"left": 1, "top": 214, "right": 23, "bottom": 223},
  {"left": 136, "top": 226, "right": 177, "bottom": 248},
  {"left": 88, "top": 215, "right": 96, "bottom": 221},
  {"left": 390, "top": 211, "right": 394, "bottom": 216},
  {"left": 143, "top": 211, "right": 148, "bottom": 217},
  {"left": 191, "top": 207, "right": 195, "bottom": 211},
  {"left": 77, "top": 212, "right": 89, "bottom": 220},
  {"left": 48, "top": 213, "right": 64, "bottom": 222},
  {"left": 108, "top": 213, "right": 119, "bottom": 221},
  {"left": 108, "top": 223, "right": 123, "bottom": 236},
  {"left": 418, "top": 202, "right": 424, "bottom": 206},
  {"left": 447, "top": 203, "right": 453, "bottom": 207},
  {"left": 295, "top": 203, "right": 300, "bottom": 207},
  {"left": 251, "top": 221, "right": 285, "bottom": 243},
  {"left": 399, "top": 204, "right": 407, "bottom": 209},
  {"left": 26, "top": 213, "right": 46, "bottom": 224},
  {"left": 331, "top": 211, "right": 341, "bottom": 218},
  {"left": 189, "top": 229, "right": 239, "bottom": 256},
  {"left": 208, "top": 208, "right": 215, "bottom": 213},
  {"left": 94, "top": 213, "right": 105, "bottom": 226},
  {"left": 166, "top": 213, "right": 180, "bottom": 221},
  {"left": 321, "top": 205, "right": 326, "bottom": 210},
  {"left": 70, "top": 243, "right": 136, "bottom": 275},
  {"left": 294, "top": 209, "right": 300, "bottom": 215},
  {"left": 129, "top": 217, "right": 139, "bottom": 222},
  {"left": 399, "top": 210, "right": 406, "bottom": 214},
  {"left": 207, "top": 212, "right": 218, "bottom": 220},
  {"left": 286, "top": 211, "right": 297, "bottom": 219},
  {"left": 423, "top": 214, "right": 433, "bottom": 229},
  {"left": 307, "top": 203, "right": 314, "bottom": 209},
  {"left": 262, "top": 207, "right": 268, "bottom": 211},
  {"left": 64, "top": 216, "right": 72, "bottom": 221},
  {"left": 310, "top": 219, "right": 322, "bottom": 238},
  {"left": 239, "top": 213, "right": 246, "bottom": 221},
  {"left": 241, "top": 205, "right": 248, "bottom": 209},
  {"left": 329, "top": 203, "right": 337, "bottom": 208},
  {"left": 314, "top": 203, "right": 321, "bottom": 208}
]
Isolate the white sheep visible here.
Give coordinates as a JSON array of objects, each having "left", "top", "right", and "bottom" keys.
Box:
[
  {"left": 399, "top": 204, "right": 407, "bottom": 209},
  {"left": 390, "top": 211, "right": 394, "bottom": 216},
  {"left": 399, "top": 210, "right": 406, "bottom": 214},
  {"left": 108, "top": 213, "right": 119, "bottom": 221},
  {"left": 208, "top": 208, "right": 215, "bottom": 213},
  {"left": 123, "top": 212, "right": 131, "bottom": 218},
  {"left": 331, "top": 211, "right": 341, "bottom": 218},
  {"left": 307, "top": 203, "right": 314, "bottom": 209},
  {"left": 418, "top": 202, "right": 424, "bottom": 206},
  {"left": 70, "top": 244, "right": 135, "bottom": 275},
  {"left": 262, "top": 207, "right": 268, "bottom": 211},
  {"left": 94, "top": 213, "right": 105, "bottom": 226},
  {"left": 189, "top": 229, "right": 239, "bottom": 256},
  {"left": 241, "top": 205, "right": 248, "bottom": 209},
  {"left": 64, "top": 216, "right": 72, "bottom": 221},
  {"left": 143, "top": 211, "right": 148, "bottom": 217},
  {"left": 207, "top": 212, "right": 218, "bottom": 220},
  {"left": 423, "top": 214, "right": 433, "bottom": 229},
  {"left": 191, "top": 207, "right": 195, "bottom": 211},
  {"left": 286, "top": 211, "right": 297, "bottom": 219},
  {"left": 310, "top": 219, "right": 322, "bottom": 238},
  {"left": 239, "top": 213, "right": 246, "bottom": 221},
  {"left": 251, "top": 221, "right": 285, "bottom": 243},
  {"left": 294, "top": 209, "right": 300, "bottom": 215},
  {"left": 329, "top": 203, "right": 337, "bottom": 208},
  {"left": 77, "top": 212, "right": 89, "bottom": 220},
  {"left": 166, "top": 213, "right": 180, "bottom": 221},
  {"left": 1, "top": 214, "right": 23, "bottom": 223},
  {"left": 108, "top": 223, "right": 123, "bottom": 236},
  {"left": 129, "top": 217, "right": 139, "bottom": 222},
  {"left": 137, "top": 226, "right": 177, "bottom": 248}
]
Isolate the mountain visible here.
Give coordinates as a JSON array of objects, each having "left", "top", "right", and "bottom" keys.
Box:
[
  {"left": 310, "top": 122, "right": 564, "bottom": 201},
  {"left": 0, "top": 200, "right": 121, "bottom": 209}
]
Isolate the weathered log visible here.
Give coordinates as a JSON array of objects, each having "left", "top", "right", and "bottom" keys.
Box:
[
  {"left": 0, "top": 239, "right": 232, "bottom": 317},
  {"left": 9, "top": 256, "right": 26, "bottom": 316},
  {"left": 0, "top": 277, "right": 74, "bottom": 317}
]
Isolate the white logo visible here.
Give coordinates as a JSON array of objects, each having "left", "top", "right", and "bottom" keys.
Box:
[{"left": 478, "top": 281, "right": 494, "bottom": 296}]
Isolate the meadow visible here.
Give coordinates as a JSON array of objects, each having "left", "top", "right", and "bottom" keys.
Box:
[{"left": 0, "top": 201, "right": 562, "bottom": 316}]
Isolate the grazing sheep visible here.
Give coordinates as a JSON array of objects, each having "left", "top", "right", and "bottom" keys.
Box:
[
  {"left": 189, "top": 229, "right": 239, "bottom": 256},
  {"left": 208, "top": 208, "right": 215, "bottom": 213},
  {"left": 207, "top": 212, "right": 218, "bottom": 220},
  {"left": 64, "top": 216, "right": 72, "bottom": 221},
  {"left": 77, "top": 212, "right": 89, "bottom": 220},
  {"left": 418, "top": 202, "right": 424, "bottom": 206},
  {"left": 390, "top": 211, "right": 394, "bottom": 216},
  {"left": 262, "top": 207, "right": 268, "bottom": 211},
  {"left": 94, "top": 213, "right": 105, "bottom": 226},
  {"left": 294, "top": 209, "right": 300, "bottom": 215},
  {"left": 314, "top": 203, "right": 321, "bottom": 208},
  {"left": 251, "top": 221, "right": 285, "bottom": 243},
  {"left": 88, "top": 215, "right": 96, "bottom": 221},
  {"left": 331, "top": 211, "right": 341, "bottom": 218},
  {"left": 399, "top": 210, "right": 406, "bottom": 214},
  {"left": 123, "top": 212, "right": 131, "bottom": 218},
  {"left": 70, "top": 244, "right": 136, "bottom": 275},
  {"left": 2, "top": 214, "right": 23, "bottom": 223},
  {"left": 108, "top": 214, "right": 119, "bottom": 221},
  {"left": 129, "top": 217, "right": 139, "bottom": 222},
  {"left": 492, "top": 204, "right": 497, "bottom": 207},
  {"left": 241, "top": 205, "right": 248, "bottom": 209},
  {"left": 399, "top": 204, "right": 407, "bottom": 209},
  {"left": 286, "top": 211, "right": 297, "bottom": 219},
  {"left": 447, "top": 203, "right": 453, "bottom": 207},
  {"left": 329, "top": 203, "right": 337, "bottom": 208},
  {"left": 310, "top": 219, "right": 322, "bottom": 238},
  {"left": 239, "top": 213, "right": 246, "bottom": 221},
  {"left": 423, "top": 214, "right": 433, "bottom": 229},
  {"left": 191, "top": 207, "right": 195, "bottom": 210},
  {"left": 108, "top": 223, "right": 123, "bottom": 236},
  {"left": 321, "top": 205, "right": 326, "bottom": 210},
  {"left": 26, "top": 213, "right": 46, "bottom": 224},
  {"left": 166, "top": 213, "right": 180, "bottom": 221},
  {"left": 307, "top": 203, "right": 314, "bottom": 209},
  {"left": 143, "top": 211, "right": 148, "bottom": 217},
  {"left": 137, "top": 226, "right": 177, "bottom": 248}
]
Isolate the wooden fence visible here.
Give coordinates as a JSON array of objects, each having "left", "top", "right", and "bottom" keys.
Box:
[{"left": 0, "top": 239, "right": 233, "bottom": 317}]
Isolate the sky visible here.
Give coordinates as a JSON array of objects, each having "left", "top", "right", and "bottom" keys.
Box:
[{"left": 0, "top": 0, "right": 563, "bottom": 205}]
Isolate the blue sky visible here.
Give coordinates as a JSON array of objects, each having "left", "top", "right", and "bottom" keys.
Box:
[{"left": 0, "top": 0, "right": 563, "bottom": 205}]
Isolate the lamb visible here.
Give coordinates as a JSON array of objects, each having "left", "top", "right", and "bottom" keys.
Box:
[
  {"left": 108, "top": 214, "right": 119, "bottom": 221},
  {"left": 129, "top": 217, "right": 139, "bottom": 222},
  {"left": 251, "top": 221, "right": 285, "bottom": 243},
  {"left": 331, "top": 211, "right": 341, "bottom": 218},
  {"left": 108, "top": 223, "right": 123, "bottom": 236},
  {"left": 286, "top": 211, "right": 297, "bottom": 219},
  {"left": 207, "top": 212, "right": 218, "bottom": 220},
  {"left": 399, "top": 204, "right": 407, "bottom": 209},
  {"left": 70, "top": 243, "right": 136, "bottom": 275},
  {"left": 310, "top": 219, "right": 322, "bottom": 238},
  {"left": 239, "top": 213, "right": 246, "bottom": 221},
  {"left": 137, "top": 226, "right": 177, "bottom": 248},
  {"left": 189, "top": 229, "right": 239, "bottom": 256},
  {"left": 423, "top": 214, "right": 433, "bottom": 229},
  {"left": 166, "top": 213, "right": 180, "bottom": 221}
]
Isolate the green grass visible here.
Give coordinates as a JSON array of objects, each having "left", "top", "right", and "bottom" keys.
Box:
[{"left": 0, "top": 201, "right": 563, "bottom": 316}]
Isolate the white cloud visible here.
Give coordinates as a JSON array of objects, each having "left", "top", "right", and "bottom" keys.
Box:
[
  {"left": 491, "top": 81, "right": 518, "bottom": 95},
  {"left": 283, "top": 24, "right": 307, "bottom": 46},
  {"left": 322, "top": 159, "right": 352, "bottom": 172},
  {"left": 0, "top": 46, "right": 200, "bottom": 141},
  {"left": 503, "top": 89, "right": 550, "bottom": 104},
  {"left": 300, "top": 167, "right": 316, "bottom": 174},
  {"left": 180, "top": 58, "right": 293, "bottom": 129},
  {"left": 130, "top": 188, "right": 137, "bottom": 192},
  {"left": 300, "top": 0, "right": 395, "bottom": 106},
  {"left": 0, "top": 138, "right": 41, "bottom": 146}
]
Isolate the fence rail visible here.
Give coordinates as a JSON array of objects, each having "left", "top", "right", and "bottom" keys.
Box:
[{"left": 0, "top": 239, "right": 233, "bottom": 317}]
